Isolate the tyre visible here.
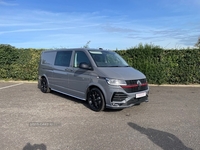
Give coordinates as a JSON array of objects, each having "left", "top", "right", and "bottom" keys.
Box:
[
  {"left": 40, "top": 77, "right": 50, "bottom": 93},
  {"left": 87, "top": 87, "right": 105, "bottom": 112},
  {"left": 134, "top": 103, "right": 141, "bottom": 106}
]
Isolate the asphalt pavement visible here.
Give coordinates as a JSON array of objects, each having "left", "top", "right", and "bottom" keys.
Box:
[{"left": 0, "top": 82, "right": 199, "bottom": 150}]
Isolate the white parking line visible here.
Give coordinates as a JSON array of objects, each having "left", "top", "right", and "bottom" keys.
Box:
[{"left": 0, "top": 83, "right": 24, "bottom": 90}]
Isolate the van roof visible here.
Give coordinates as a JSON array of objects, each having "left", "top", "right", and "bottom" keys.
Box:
[{"left": 43, "top": 48, "right": 109, "bottom": 53}]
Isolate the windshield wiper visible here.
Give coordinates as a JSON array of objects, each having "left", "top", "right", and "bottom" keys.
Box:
[
  {"left": 97, "top": 65, "right": 130, "bottom": 67},
  {"left": 108, "top": 65, "right": 129, "bottom": 67},
  {"left": 108, "top": 65, "right": 121, "bottom": 67}
]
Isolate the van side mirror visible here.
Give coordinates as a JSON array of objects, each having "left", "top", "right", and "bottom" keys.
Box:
[{"left": 79, "top": 62, "right": 93, "bottom": 70}]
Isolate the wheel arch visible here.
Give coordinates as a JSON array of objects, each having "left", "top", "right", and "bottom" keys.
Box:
[
  {"left": 40, "top": 74, "right": 49, "bottom": 83},
  {"left": 86, "top": 85, "right": 106, "bottom": 111},
  {"left": 86, "top": 84, "right": 106, "bottom": 102},
  {"left": 39, "top": 74, "right": 50, "bottom": 89}
]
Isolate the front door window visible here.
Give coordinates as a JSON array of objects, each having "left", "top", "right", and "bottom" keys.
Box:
[{"left": 73, "top": 51, "right": 91, "bottom": 68}]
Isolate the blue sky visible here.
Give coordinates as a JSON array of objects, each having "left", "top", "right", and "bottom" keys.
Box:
[{"left": 0, "top": 0, "right": 200, "bottom": 49}]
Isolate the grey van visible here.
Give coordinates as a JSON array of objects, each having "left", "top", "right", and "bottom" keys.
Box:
[{"left": 38, "top": 48, "right": 149, "bottom": 111}]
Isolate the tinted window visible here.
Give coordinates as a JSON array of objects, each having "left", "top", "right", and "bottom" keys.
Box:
[
  {"left": 74, "top": 51, "right": 91, "bottom": 67},
  {"left": 54, "top": 51, "right": 72, "bottom": 67},
  {"left": 42, "top": 51, "right": 56, "bottom": 65}
]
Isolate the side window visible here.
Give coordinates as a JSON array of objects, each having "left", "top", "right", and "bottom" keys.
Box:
[
  {"left": 41, "top": 51, "right": 56, "bottom": 65},
  {"left": 54, "top": 51, "right": 72, "bottom": 67},
  {"left": 74, "top": 51, "right": 91, "bottom": 68}
]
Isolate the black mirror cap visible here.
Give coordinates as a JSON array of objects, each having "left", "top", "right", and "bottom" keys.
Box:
[{"left": 79, "top": 62, "right": 93, "bottom": 70}]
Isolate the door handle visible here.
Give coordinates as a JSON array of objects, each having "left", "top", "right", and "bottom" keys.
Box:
[{"left": 65, "top": 68, "right": 73, "bottom": 72}]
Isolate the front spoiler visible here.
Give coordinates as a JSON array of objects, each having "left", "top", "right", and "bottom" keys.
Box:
[{"left": 106, "top": 95, "right": 148, "bottom": 109}]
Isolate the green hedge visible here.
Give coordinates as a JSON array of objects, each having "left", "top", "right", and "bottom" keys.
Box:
[
  {"left": 162, "top": 49, "right": 200, "bottom": 84},
  {"left": 0, "top": 44, "right": 200, "bottom": 84},
  {"left": 116, "top": 44, "right": 200, "bottom": 84},
  {"left": 116, "top": 44, "right": 165, "bottom": 84},
  {"left": 0, "top": 44, "right": 43, "bottom": 80}
]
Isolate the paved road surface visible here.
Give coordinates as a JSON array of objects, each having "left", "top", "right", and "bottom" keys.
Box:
[{"left": 0, "top": 82, "right": 199, "bottom": 150}]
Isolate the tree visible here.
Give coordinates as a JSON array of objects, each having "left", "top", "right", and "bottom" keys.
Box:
[{"left": 194, "top": 37, "right": 200, "bottom": 48}]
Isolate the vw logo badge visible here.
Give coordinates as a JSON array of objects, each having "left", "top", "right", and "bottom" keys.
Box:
[{"left": 137, "top": 80, "right": 142, "bottom": 87}]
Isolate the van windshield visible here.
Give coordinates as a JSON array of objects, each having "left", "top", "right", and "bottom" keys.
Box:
[{"left": 89, "top": 50, "right": 129, "bottom": 67}]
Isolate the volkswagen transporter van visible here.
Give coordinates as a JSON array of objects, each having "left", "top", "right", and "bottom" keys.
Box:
[{"left": 38, "top": 48, "right": 149, "bottom": 111}]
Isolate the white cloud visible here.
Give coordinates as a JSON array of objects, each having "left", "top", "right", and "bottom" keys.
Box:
[
  {"left": 0, "top": 7, "right": 199, "bottom": 49},
  {"left": 0, "top": 0, "right": 17, "bottom": 6},
  {"left": 101, "top": 24, "right": 136, "bottom": 33}
]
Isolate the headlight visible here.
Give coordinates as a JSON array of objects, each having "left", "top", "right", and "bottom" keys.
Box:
[{"left": 106, "top": 78, "right": 127, "bottom": 86}]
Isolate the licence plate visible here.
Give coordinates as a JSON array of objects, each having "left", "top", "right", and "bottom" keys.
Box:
[{"left": 136, "top": 92, "right": 146, "bottom": 98}]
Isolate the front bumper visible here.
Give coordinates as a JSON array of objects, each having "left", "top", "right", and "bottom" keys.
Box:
[{"left": 106, "top": 92, "right": 149, "bottom": 109}]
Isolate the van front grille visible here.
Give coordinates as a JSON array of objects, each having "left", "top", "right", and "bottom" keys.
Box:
[
  {"left": 126, "top": 79, "right": 147, "bottom": 85},
  {"left": 121, "top": 79, "right": 148, "bottom": 93}
]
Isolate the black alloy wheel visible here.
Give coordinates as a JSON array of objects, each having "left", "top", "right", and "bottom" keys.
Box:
[
  {"left": 40, "top": 78, "right": 50, "bottom": 93},
  {"left": 87, "top": 88, "right": 105, "bottom": 112}
]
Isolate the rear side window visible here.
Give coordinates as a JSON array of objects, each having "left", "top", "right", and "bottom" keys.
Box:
[
  {"left": 54, "top": 51, "right": 72, "bottom": 67},
  {"left": 41, "top": 51, "right": 56, "bottom": 65}
]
